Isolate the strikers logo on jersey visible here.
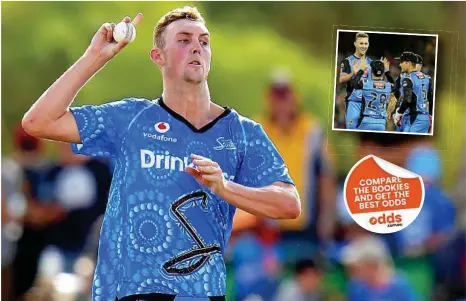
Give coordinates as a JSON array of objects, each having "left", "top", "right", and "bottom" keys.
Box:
[
  {"left": 155, "top": 122, "right": 170, "bottom": 133},
  {"left": 373, "top": 81, "right": 386, "bottom": 89},
  {"left": 415, "top": 72, "right": 425, "bottom": 79}
]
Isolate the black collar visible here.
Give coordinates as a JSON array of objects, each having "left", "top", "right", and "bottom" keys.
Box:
[{"left": 157, "top": 97, "right": 231, "bottom": 133}]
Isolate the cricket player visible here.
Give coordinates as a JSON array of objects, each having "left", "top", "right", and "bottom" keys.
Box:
[{"left": 22, "top": 6, "right": 301, "bottom": 301}]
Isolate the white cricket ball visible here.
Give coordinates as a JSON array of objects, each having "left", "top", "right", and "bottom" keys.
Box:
[{"left": 113, "top": 22, "right": 136, "bottom": 43}]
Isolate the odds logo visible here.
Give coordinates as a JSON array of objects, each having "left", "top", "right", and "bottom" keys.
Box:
[{"left": 344, "top": 155, "right": 424, "bottom": 234}]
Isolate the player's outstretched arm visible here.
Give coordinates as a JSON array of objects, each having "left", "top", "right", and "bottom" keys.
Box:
[
  {"left": 22, "top": 14, "right": 143, "bottom": 144},
  {"left": 220, "top": 180, "right": 300, "bottom": 220},
  {"left": 186, "top": 154, "right": 301, "bottom": 219}
]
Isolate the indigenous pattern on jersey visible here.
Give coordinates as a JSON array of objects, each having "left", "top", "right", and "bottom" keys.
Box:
[{"left": 69, "top": 97, "right": 293, "bottom": 301}]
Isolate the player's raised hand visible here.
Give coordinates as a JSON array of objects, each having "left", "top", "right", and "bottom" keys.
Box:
[
  {"left": 359, "top": 59, "right": 368, "bottom": 70},
  {"left": 86, "top": 13, "right": 143, "bottom": 62},
  {"left": 381, "top": 57, "right": 390, "bottom": 71},
  {"left": 352, "top": 61, "right": 361, "bottom": 73},
  {"left": 186, "top": 154, "right": 227, "bottom": 195}
]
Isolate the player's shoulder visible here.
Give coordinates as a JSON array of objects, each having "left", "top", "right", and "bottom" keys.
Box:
[
  {"left": 228, "top": 109, "right": 261, "bottom": 130},
  {"left": 413, "top": 71, "right": 427, "bottom": 79},
  {"left": 102, "top": 97, "right": 154, "bottom": 111},
  {"left": 402, "top": 76, "right": 414, "bottom": 87}
]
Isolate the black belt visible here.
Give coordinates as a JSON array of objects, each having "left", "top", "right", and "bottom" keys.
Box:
[{"left": 117, "top": 293, "right": 226, "bottom": 301}]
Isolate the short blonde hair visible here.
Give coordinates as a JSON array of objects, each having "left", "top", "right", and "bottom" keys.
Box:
[
  {"left": 355, "top": 32, "right": 369, "bottom": 41},
  {"left": 153, "top": 6, "right": 206, "bottom": 48}
]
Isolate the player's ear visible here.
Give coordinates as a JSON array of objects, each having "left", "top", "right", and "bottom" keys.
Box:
[{"left": 150, "top": 47, "right": 165, "bottom": 67}]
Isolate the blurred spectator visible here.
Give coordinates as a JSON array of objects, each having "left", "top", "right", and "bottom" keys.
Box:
[
  {"left": 273, "top": 258, "right": 324, "bottom": 301},
  {"left": 74, "top": 214, "right": 104, "bottom": 301},
  {"left": 230, "top": 213, "right": 282, "bottom": 301},
  {"left": 2, "top": 172, "right": 20, "bottom": 301},
  {"left": 255, "top": 69, "right": 337, "bottom": 261},
  {"left": 393, "top": 146, "right": 456, "bottom": 259},
  {"left": 8, "top": 140, "right": 112, "bottom": 300},
  {"left": 9, "top": 125, "right": 66, "bottom": 301},
  {"left": 342, "top": 235, "right": 419, "bottom": 301},
  {"left": 397, "top": 144, "right": 463, "bottom": 301},
  {"left": 41, "top": 142, "right": 112, "bottom": 274},
  {"left": 329, "top": 189, "right": 371, "bottom": 264}
]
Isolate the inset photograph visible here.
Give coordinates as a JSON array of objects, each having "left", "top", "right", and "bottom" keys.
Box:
[{"left": 332, "top": 30, "right": 438, "bottom": 135}]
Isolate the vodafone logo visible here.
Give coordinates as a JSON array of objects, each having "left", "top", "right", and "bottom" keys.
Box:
[{"left": 155, "top": 122, "right": 170, "bottom": 133}]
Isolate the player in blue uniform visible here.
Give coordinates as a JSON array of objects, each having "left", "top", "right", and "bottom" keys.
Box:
[
  {"left": 339, "top": 32, "right": 373, "bottom": 129},
  {"left": 393, "top": 65, "right": 408, "bottom": 132},
  {"left": 393, "top": 52, "right": 433, "bottom": 133},
  {"left": 22, "top": 7, "right": 301, "bottom": 301},
  {"left": 414, "top": 53, "right": 433, "bottom": 131},
  {"left": 392, "top": 52, "right": 425, "bottom": 132},
  {"left": 350, "top": 60, "right": 395, "bottom": 131}
]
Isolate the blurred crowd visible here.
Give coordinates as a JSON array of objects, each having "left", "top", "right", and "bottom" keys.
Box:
[
  {"left": 2, "top": 70, "right": 465, "bottom": 301},
  {"left": 334, "top": 37, "right": 437, "bottom": 129},
  {"left": 1, "top": 127, "right": 112, "bottom": 301}
]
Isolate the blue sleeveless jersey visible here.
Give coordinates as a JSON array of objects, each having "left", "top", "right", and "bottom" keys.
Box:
[
  {"left": 400, "top": 71, "right": 430, "bottom": 115},
  {"left": 361, "top": 78, "right": 392, "bottom": 119},
  {"left": 69, "top": 98, "right": 293, "bottom": 301}
]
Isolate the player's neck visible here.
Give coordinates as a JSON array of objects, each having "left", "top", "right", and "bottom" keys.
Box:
[
  {"left": 161, "top": 81, "right": 222, "bottom": 128},
  {"left": 354, "top": 52, "right": 365, "bottom": 59}
]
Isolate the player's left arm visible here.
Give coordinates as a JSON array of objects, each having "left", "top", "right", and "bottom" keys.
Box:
[
  {"left": 398, "top": 78, "right": 414, "bottom": 114},
  {"left": 393, "top": 78, "right": 413, "bottom": 124},
  {"left": 186, "top": 124, "right": 301, "bottom": 220},
  {"left": 187, "top": 154, "right": 300, "bottom": 219},
  {"left": 219, "top": 179, "right": 300, "bottom": 220}
]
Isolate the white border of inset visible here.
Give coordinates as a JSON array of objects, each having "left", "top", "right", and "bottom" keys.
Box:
[{"left": 331, "top": 29, "right": 439, "bottom": 136}]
